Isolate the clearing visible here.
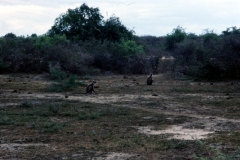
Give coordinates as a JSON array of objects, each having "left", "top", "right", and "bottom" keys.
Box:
[{"left": 0, "top": 73, "right": 240, "bottom": 159}]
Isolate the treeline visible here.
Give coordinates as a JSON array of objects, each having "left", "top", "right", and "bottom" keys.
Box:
[
  {"left": 0, "top": 3, "right": 240, "bottom": 80},
  {"left": 0, "top": 33, "right": 145, "bottom": 75},
  {"left": 136, "top": 26, "right": 240, "bottom": 80}
]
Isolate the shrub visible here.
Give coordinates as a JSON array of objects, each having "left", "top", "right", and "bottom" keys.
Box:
[
  {"left": 119, "top": 39, "right": 144, "bottom": 58},
  {"left": 0, "top": 59, "right": 9, "bottom": 72},
  {"left": 49, "top": 62, "right": 67, "bottom": 80},
  {"left": 165, "top": 26, "right": 187, "bottom": 50},
  {"left": 47, "top": 74, "right": 79, "bottom": 92},
  {"left": 19, "top": 101, "right": 34, "bottom": 108}
]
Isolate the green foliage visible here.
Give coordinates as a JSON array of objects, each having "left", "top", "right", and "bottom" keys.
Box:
[
  {"left": 4, "top": 33, "right": 17, "bottom": 38},
  {"left": 34, "top": 34, "right": 69, "bottom": 50},
  {"left": 119, "top": 39, "right": 144, "bottom": 58},
  {"left": 202, "top": 29, "right": 218, "bottom": 46},
  {"left": 217, "top": 27, "right": 240, "bottom": 79},
  {"left": 78, "top": 106, "right": 132, "bottom": 120},
  {"left": 103, "top": 15, "right": 134, "bottom": 42},
  {"left": 172, "top": 28, "right": 237, "bottom": 80},
  {"left": 47, "top": 74, "right": 79, "bottom": 92},
  {"left": 222, "top": 26, "right": 240, "bottom": 36},
  {"left": 48, "top": 104, "right": 60, "bottom": 114},
  {"left": 47, "top": 3, "right": 103, "bottom": 41},
  {"left": 40, "top": 122, "right": 66, "bottom": 133},
  {"left": 0, "top": 116, "right": 13, "bottom": 125},
  {"left": 198, "top": 62, "right": 223, "bottom": 80},
  {"left": 0, "top": 59, "right": 9, "bottom": 72},
  {"left": 165, "top": 26, "right": 187, "bottom": 50},
  {"left": 1, "top": 11, "right": 240, "bottom": 79},
  {"left": 31, "top": 33, "right": 38, "bottom": 38},
  {"left": 174, "top": 40, "right": 198, "bottom": 66},
  {"left": 47, "top": 4, "right": 134, "bottom": 42},
  {"left": 194, "top": 140, "right": 240, "bottom": 160},
  {"left": 64, "top": 74, "right": 79, "bottom": 88},
  {"left": 19, "top": 101, "right": 34, "bottom": 108},
  {"left": 49, "top": 68, "right": 67, "bottom": 81}
]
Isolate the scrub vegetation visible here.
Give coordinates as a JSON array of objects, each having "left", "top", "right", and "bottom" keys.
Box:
[
  {"left": 0, "top": 3, "right": 240, "bottom": 159},
  {"left": 0, "top": 4, "right": 240, "bottom": 80}
]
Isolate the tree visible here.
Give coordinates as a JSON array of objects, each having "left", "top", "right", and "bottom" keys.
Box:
[
  {"left": 47, "top": 3, "right": 103, "bottom": 41},
  {"left": 4, "top": 33, "right": 17, "bottom": 38},
  {"left": 222, "top": 26, "right": 240, "bottom": 36},
  {"left": 31, "top": 33, "right": 38, "bottom": 38},
  {"left": 102, "top": 15, "right": 134, "bottom": 42},
  {"left": 47, "top": 4, "right": 134, "bottom": 42},
  {"left": 201, "top": 29, "right": 218, "bottom": 46},
  {"left": 165, "top": 26, "right": 187, "bottom": 50},
  {"left": 119, "top": 39, "right": 143, "bottom": 58}
]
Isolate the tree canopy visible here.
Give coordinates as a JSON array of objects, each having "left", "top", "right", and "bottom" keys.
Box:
[{"left": 47, "top": 3, "right": 134, "bottom": 42}]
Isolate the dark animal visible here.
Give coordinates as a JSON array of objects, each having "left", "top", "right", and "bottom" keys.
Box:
[
  {"left": 86, "top": 80, "right": 97, "bottom": 94},
  {"left": 147, "top": 73, "right": 153, "bottom": 85}
]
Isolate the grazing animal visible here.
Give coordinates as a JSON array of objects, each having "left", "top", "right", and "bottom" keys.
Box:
[
  {"left": 86, "top": 80, "right": 97, "bottom": 94},
  {"left": 147, "top": 73, "right": 153, "bottom": 85}
]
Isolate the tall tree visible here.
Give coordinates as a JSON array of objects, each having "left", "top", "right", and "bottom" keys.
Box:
[
  {"left": 47, "top": 4, "right": 134, "bottom": 42},
  {"left": 165, "top": 26, "right": 187, "bottom": 50},
  {"left": 102, "top": 15, "right": 134, "bottom": 42},
  {"left": 47, "top": 3, "right": 103, "bottom": 41}
]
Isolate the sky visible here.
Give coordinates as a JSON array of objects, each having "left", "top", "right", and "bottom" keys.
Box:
[{"left": 0, "top": 0, "right": 240, "bottom": 37}]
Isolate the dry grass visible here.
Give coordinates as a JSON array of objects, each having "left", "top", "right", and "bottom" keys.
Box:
[{"left": 0, "top": 73, "right": 240, "bottom": 159}]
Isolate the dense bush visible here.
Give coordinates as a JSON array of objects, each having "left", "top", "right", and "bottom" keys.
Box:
[
  {"left": 170, "top": 27, "right": 240, "bottom": 80},
  {"left": 0, "top": 3, "right": 240, "bottom": 80},
  {"left": 165, "top": 26, "right": 187, "bottom": 51},
  {"left": 0, "top": 59, "right": 9, "bottom": 72}
]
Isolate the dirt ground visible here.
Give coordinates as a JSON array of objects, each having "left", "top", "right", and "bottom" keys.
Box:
[{"left": 0, "top": 73, "right": 240, "bottom": 159}]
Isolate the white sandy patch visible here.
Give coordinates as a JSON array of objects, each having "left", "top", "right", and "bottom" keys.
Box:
[
  {"left": 136, "top": 125, "right": 215, "bottom": 140},
  {"left": 0, "top": 143, "right": 49, "bottom": 151}
]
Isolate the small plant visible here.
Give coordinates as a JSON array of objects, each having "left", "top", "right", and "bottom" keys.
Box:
[
  {"left": 48, "top": 104, "right": 60, "bottom": 114},
  {"left": 19, "top": 101, "right": 34, "bottom": 108},
  {"left": 0, "top": 116, "right": 12, "bottom": 125},
  {"left": 49, "top": 68, "right": 67, "bottom": 81},
  {"left": 40, "top": 122, "right": 65, "bottom": 133},
  {"left": 47, "top": 74, "right": 79, "bottom": 92},
  {"left": 78, "top": 109, "right": 104, "bottom": 120},
  {"left": 194, "top": 140, "right": 239, "bottom": 160},
  {"left": 116, "top": 107, "right": 132, "bottom": 115},
  {"left": 49, "top": 62, "right": 67, "bottom": 81}
]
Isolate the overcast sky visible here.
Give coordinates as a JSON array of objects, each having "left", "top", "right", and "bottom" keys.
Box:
[{"left": 0, "top": 0, "right": 240, "bottom": 37}]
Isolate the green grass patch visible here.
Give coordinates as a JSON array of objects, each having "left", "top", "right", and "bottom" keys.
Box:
[{"left": 39, "top": 122, "right": 66, "bottom": 133}]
